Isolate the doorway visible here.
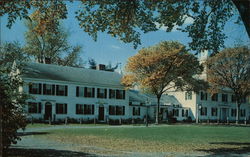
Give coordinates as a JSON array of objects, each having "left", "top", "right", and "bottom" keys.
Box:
[
  {"left": 44, "top": 102, "right": 52, "bottom": 120},
  {"left": 98, "top": 106, "right": 104, "bottom": 121}
]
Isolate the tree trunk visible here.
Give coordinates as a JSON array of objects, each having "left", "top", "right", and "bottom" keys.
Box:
[
  {"left": 155, "top": 96, "right": 160, "bottom": 124},
  {"left": 236, "top": 101, "right": 241, "bottom": 124},
  {"left": 233, "top": 0, "right": 250, "bottom": 38}
]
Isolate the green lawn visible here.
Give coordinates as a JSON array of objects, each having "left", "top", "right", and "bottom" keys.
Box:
[{"left": 34, "top": 124, "right": 250, "bottom": 154}]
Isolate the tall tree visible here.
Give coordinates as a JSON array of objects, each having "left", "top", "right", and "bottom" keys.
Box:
[
  {"left": 122, "top": 41, "right": 207, "bottom": 124},
  {"left": 0, "top": 42, "right": 30, "bottom": 72},
  {"left": 206, "top": 46, "right": 250, "bottom": 124},
  {"left": 0, "top": 61, "right": 27, "bottom": 155},
  {"left": 24, "top": 11, "right": 84, "bottom": 67},
  {"left": 1, "top": 1, "right": 249, "bottom": 54}
]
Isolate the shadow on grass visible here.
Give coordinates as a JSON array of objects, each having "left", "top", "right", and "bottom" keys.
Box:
[
  {"left": 197, "top": 142, "right": 250, "bottom": 155},
  {"left": 17, "top": 132, "right": 50, "bottom": 136},
  {"left": 7, "top": 148, "right": 98, "bottom": 157}
]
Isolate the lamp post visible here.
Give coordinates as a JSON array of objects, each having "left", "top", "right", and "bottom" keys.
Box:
[{"left": 196, "top": 104, "right": 202, "bottom": 124}]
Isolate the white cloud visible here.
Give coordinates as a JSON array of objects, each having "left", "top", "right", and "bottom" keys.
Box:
[{"left": 111, "top": 45, "right": 121, "bottom": 49}]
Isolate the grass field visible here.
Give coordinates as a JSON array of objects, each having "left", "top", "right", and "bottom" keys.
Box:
[{"left": 32, "top": 124, "right": 250, "bottom": 155}]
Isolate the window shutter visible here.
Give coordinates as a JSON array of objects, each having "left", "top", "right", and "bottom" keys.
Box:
[
  {"left": 43, "top": 84, "right": 46, "bottom": 95},
  {"left": 109, "top": 89, "right": 112, "bottom": 98},
  {"left": 92, "top": 88, "right": 95, "bottom": 97},
  {"left": 38, "top": 102, "right": 42, "bottom": 113},
  {"left": 56, "top": 85, "right": 59, "bottom": 95},
  {"left": 65, "top": 86, "right": 68, "bottom": 96},
  {"left": 56, "top": 104, "right": 58, "bottom": 114},
  {"left": 84, "top": 87, "right": 87, "bottom": 97},
  {"left": 109, "top": 106, "right": 111, "bottom": 115},
  {"left": 38, "top": 83, "right": 42, "bottom": 94},
  {"left": 133, "top": 107, "right": 135, "bottom": 115},
  {"left": 138, "top": 107, "right": 140, "bottom": 115},
  {"left": 76, "top": 86, "right": 79, "bottom": 97},
  {"left": 65, "top": 104, "right": 67, "bottom": 114},
  {"left": 97, "top": 88, "right": 100, "bottom": 98},
  {"left": 92, "top": 105, "right": 95, "bottom": 114},
  {"left": 76, "top": 104, "right": 78, "bottom": 114},
  {"left": 123, "top": 90, "right": 125, "bottom": 99},
  {"left": 29, "top": 84, "right": 32, "bottom": 93},
  {"left": 116, "top": 90, "right": 119, "bottom": 99},
  {"left": 123, "top": 106, "right": 125, "bottom": 115},
  {"left": 104, "top": 89, "right": 107, "bottom": 98},
  {"left": 52, "top": 85, "right": 55, "bottom": 95}
]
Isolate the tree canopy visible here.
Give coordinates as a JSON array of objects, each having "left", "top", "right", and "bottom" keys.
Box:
[
  {"left": 24, "top": 11, "right": 84, "bottom": 67},
  {"left": 1, "top": 0, "right": 249, "bottom": 54},
  {"left": 206, "top": 46, "right": 250, "bottom": 123},
  {"left": 122, "top": 41, "right": 208, "bottom": 123}
]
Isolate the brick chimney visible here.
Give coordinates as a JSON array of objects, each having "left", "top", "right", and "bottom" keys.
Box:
[{"left": 97, "top": 64, "right": 106, "bottom": 70}]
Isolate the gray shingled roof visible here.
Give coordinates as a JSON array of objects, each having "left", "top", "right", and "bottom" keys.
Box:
[
  {"left": 129, "top": 90, "right": 181, "bottom": 106},
  {"left": 21, "top": 62, "right": 123, "bottom": 87}
]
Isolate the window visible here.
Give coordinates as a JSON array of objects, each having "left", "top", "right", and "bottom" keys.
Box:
[
  {"left": 56, "top": 85, "right": 68, "bottom": 96},
  {"left": 76, "top": 104, "right": 84, "bottom": 114},
  {"left": 201, "top": 107, "right": 207, "bottom": 116},
  {"left": 76, "top": 86, "right": 84, "bottom": 97},
  {"left": 28, "top": 102, "right": 41, "bottom": 113},
  {"left": 84, "top": 104, "right": 95, "bottom": 115},
  {"left": 231, "top": 95, "right": 236, "bottom": 102},
  {"left": 211, "top": 93, "right": 218, "bottom": 101},
  {"left": 84, "top": 87, "right": 95, "bottom": 98},
  {"left": 97, "top": 88, "right": 107, "bottom": 98},
  {"left": 29, "top": 83, "right": 42, "bottom": 94},
  {"left": 240, "top": 109, "right": 246, "bottom": 117},
  {"left": 43, "top": 84, "right": 55, "bottom": 95},
  {"left": 185, "top": 91, "right": 192, "bottom": 100},
  {"left": 231, "top": 109, "right": 237, "bottom": 117},
  {"left": 116, "top": 90, "right": 125, "bottom": 99},
  {"left": 200, "top": 91, "right": 207, "bottom": 101},
  {"left": 133, "top": 107, "right": 140, "bottom": 116},
  {"left": 211, "top": 108, "right": 217, "bottom": 116},
  {"left": 173, "top": 109, "right": 179, "bottom": 116},
  {"left": 182, "top": 109, "right": 185, "bottom": 117},
  {"left": 109, "top": 89, "right": 116, "bottom": 99},
  {"left": 109, "top": 105, "right": 125, "bottom": 115},
  {"left": 56, "top": 103, "right": 67, "bottom": 114},
  {"left": 222, "top": 94, "right": 228, "bottom": 102}
]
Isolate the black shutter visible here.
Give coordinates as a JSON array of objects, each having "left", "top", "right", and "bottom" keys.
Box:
[
  {"left": 76, "top": 104, "right": 78, "bottom": 114},
  {"left": 116, "top": 90, "right": 119, "bottom": 99},
  {"left": 133, "top": 107, "right": 135, "bottom": 115},
  {"left": 104, "top": 89, "right": 107, "bottom": 98},
  {"left": 43, "top": 84, "right": 46, "bottom": 95},
  {"left": 38, "top": 83, "right": 42, "bottom": 94},
  {"left": 84, "top": 104, "right": 86, "bottom": 114},
  {"left": 138, "top": 107, "right": 140, "bottom": 115},
  {"left": 123, "top": 106, "right": 125, "bottom": 115},
  {"left": 97, "top": 88, "right": 100, "bottom": 98},
  {"left": 56, "top": 85, "right": 59, "bottom": 95},
  {"left": 84, "top": 87, "right": 87, "bottom": 97},
  {"left": 76, "top": 86, "right": 79, "bottom": 97},
  {"left": 92, "top": 105, "right": 94, "bottom": 114},
  {"left": 92, "top": 88, "right": 95, "bottom": 97},
  {"left": 38, "top": 102, "right": 42, "bottom": 113},
  {"left": 109, "top": 106, "right": 111, "bottom": 115},
  {"left": 65, "top": 86, "right": 68, "bottom": 96},
  {"left": 29, "top": 84, "right": 32, "bottom": 93},
  {"left": 52, "top": 85, "right": 55, "bottom": 95},
  {"left": 123, "top": 90, "right": 126, "bottom": 99},
  {"left": 109, "top": 89, "right": 112, "bottom": 98},
  {"left": 56, "top": 104, "right": 58, "bottom": 114},
  {"left": 65, "top": 104, "right": 67, "bottom": 114}
]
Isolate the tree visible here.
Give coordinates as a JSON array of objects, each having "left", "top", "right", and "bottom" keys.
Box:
[
  {"left": 206, "top": 46, "right": 250, "bottom": 124},
  {"left": 1, "top": 1, "right": 249, "bottom": 54},
  {"left": 0, "top": 61, "right": 28, "bottom": 154},
  {"left": 24, "top": 11, "right": 84, "bottom": 67},
  {"left": 122, "top": 41, "right": 207, "bottom": 124},
  {"left": 88, "top": 58, "right": 97, "bottom": 69},
  {"left": 0, "top": 42, "right": 30, "bottom": 72}
]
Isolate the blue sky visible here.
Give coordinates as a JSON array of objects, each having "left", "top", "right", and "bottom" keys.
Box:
[{"left": 1, "top": 2, "right": 249, "bottom": 70}]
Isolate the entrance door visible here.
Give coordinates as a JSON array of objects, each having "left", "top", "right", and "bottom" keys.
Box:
[
  {"left": 98, "top": 106, "right": 104, "bottom": 121},
  {"left": 44, "top": 102, "right": 52, "bottom": 120},
  {"left": 221, "top": 108, "right": 228, "bottom": 122}
]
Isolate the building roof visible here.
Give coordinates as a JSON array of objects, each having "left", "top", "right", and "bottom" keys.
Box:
[
  {"left": 21, "top": 62, "right": 124, "bottom": 88},
  {"left": 129, "top": 90, "right": 181, "bottom": 106}
]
